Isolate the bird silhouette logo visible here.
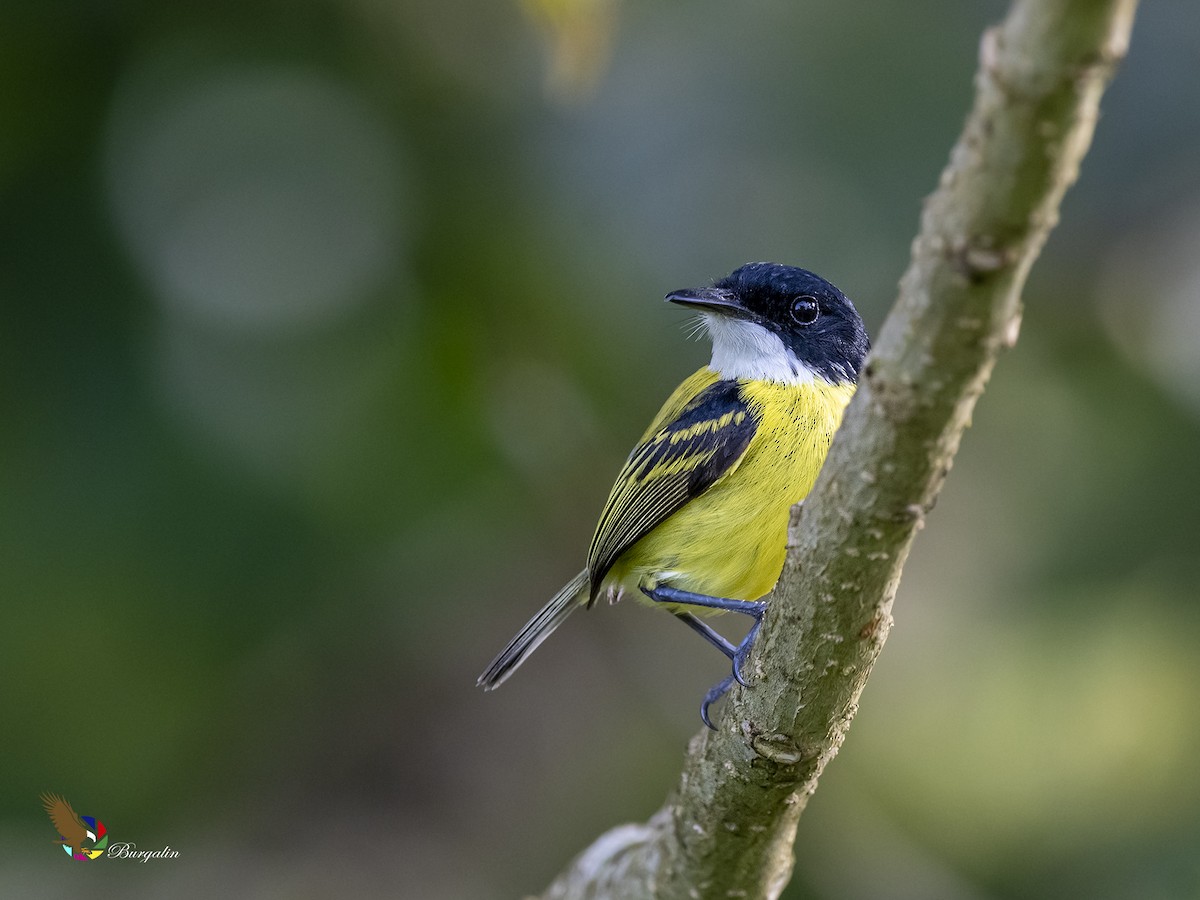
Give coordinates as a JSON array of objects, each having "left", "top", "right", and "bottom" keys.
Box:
[{"left": 40, "top": 793, "right": 108, "bottom": 860}]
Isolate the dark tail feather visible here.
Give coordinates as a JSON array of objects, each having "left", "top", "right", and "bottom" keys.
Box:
[{"left": 477, "top": 569, "right": 590, "bottom": 690}]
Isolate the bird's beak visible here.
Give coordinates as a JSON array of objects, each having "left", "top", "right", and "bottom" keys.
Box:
[{"left": 665, "top": 287, "right": 751, "bottom": 319}]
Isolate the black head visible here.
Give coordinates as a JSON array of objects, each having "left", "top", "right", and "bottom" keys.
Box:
[{"left": 667, "top": 262, "right": 869, "bottom": 384}]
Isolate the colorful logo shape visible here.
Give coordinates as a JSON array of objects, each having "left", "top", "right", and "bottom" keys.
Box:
[{"left": 40, "top": 794, "right": 108, "bottom": 860}]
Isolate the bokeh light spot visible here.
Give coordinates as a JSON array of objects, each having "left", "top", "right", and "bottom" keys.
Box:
[{"left": 104, "top": 59, "right": 405, "bottom": 336}]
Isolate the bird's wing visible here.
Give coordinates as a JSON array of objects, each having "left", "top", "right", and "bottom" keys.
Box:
[
  {"left": 41, "top": 793, "right": 87, "bottom": 846},
  {"left": 586, "top": 375, "right": 758, "bottom": 596}
]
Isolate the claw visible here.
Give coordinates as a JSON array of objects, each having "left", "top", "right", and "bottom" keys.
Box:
[
  {"left": 732, "top": 616, "right": 763, "bottom": 687},
  {"left": 733, "top": 654, "right": 753, "bottom": 688},
  {"left": 700, "top": 674, "right": 735, "bottom": 730}
]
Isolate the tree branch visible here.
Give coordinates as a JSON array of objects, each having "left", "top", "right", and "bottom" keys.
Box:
[{"left": 540, "top": 1, "right": 1138, "bottom": 897}]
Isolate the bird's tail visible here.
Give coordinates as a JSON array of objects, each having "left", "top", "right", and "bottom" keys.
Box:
[{"left": 477, "top": 569, "right": 590, "bottom": 690}]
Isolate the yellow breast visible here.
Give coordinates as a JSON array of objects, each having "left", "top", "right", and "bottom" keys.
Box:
[{"left": 604, "top": 374, "right": 855, "bottom": 607}]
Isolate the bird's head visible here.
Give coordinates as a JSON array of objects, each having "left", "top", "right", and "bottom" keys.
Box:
[{"left": 667, "top": 262, "right": 869, "bottom": 386}]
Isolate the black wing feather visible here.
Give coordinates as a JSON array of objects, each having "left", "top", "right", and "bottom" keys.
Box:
[{"left": 586, "top": 379, "right": 758, "bottom": 598}]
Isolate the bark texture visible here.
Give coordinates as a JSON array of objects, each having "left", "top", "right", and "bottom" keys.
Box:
[{"left": 540, "top": 1, "right": 1138, "bottom": 897}]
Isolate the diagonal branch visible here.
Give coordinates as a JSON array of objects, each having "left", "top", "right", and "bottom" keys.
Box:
[{"left": 540, "top": 1, "right": 1138, "bottom": 897}]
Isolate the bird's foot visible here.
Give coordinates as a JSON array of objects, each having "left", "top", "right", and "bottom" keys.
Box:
[{"left": 642, "top": 584, "right": 768, "bottom": 729}]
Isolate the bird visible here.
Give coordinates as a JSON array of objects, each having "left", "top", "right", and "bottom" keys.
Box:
[
  {"left": 477, "top": 262, "right": 869, "bottom": 727},
  {"left": 41, "top": 792, "right": 96, "bottom": 857}
]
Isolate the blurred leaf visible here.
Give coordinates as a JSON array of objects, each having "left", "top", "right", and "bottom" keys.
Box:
[{"left": 520, "top": 0, "right": 619, "bottom": 101}]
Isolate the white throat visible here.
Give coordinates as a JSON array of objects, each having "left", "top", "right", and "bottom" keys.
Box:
[{"left": 703, "top": 314, "right": 819, "bottom": 385}]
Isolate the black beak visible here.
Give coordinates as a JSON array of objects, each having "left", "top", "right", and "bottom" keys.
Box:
[{"left": 665, "top": 287, "right": 751, "bottom": 318}]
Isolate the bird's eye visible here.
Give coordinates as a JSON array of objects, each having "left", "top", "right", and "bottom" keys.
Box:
[{"left": 790, "top": 296, "right": 820, "bottom": 326}]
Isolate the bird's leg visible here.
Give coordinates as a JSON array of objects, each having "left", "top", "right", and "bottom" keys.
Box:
[
  {"left": 645, "top": 585, "right": 766, "bottom": 685},
  {"left": 672, "top": 611, "right": 736, "bottom": 659},
  {"left": 643, "top": 584, "right": 768, "bottom": 728}
]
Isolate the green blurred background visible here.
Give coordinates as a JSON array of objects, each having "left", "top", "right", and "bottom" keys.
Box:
[{"left": 3, "top": 1, "right": 1199, "bottom": 897}]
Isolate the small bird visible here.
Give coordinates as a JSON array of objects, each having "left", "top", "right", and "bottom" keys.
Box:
[{"left": 478, "top": 262, "right": 869, "bottom": 727}]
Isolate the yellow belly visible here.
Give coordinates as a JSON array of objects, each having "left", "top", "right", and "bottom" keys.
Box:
[{"left": 603, "top": 375, "right": 854, "bottom": 608}]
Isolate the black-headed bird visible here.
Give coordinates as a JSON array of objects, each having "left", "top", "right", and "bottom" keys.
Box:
[{"left": 478, "top": 262, "right": 869, "bottom": 727}]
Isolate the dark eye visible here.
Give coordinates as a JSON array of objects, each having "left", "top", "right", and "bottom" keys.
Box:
[{"left": 790, "top": 296, "right": 819, "bottom": 326}]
